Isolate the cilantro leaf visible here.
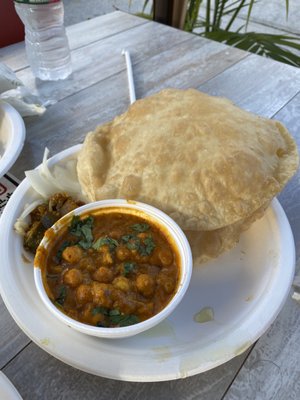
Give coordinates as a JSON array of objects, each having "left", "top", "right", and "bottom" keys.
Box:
[
  {"left": 55, "top": 285, "right": 67, "bottom": 306},
  {"left": 131, "top": 223, "right": 150, "bottom": 232},
  {"left": 80, "top": 223, "right": 93, "bottom": 243},
  {"left": 144, "top": 236, "right": 156, "bottom": 255},
  {"left": 77, "top": 239, "right": 92, "bottom": 249},
  {"left": 137, "top": 235, "right": 156, "bottom": 256},
  {"left": 92, "top": 237, "right": 119, "bottom": 251},
  {"left": 121, "top": 234, "right": 141, "bottom": 251},
  {"left": 55, "top": 240, "right": 72, "bottom": 262},
  {"left": 69, "top": 216, "right": 81, "bottom": 235},
  {"left": 92, "top": 306, "right": 109, "bottom": 316},
  {"left": 92, "top": 307, "right": 140, "bottom": 327},
  {"left": 123, "top": 262, "right": 136, "bottom": 276},
  {"left": 109, "top": 309, "right": 121, "bottom": 316},
  {"left": 108, "top": 309, "right": 139, "bottom": 327},
  {"left": 69, "top": 215, "right": 94, "bottom": 249}
]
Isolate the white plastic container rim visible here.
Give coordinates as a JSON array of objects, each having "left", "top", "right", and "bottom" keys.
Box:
[
  {"left": 34, "top": 199, "right": 193, "bottom": 339},
  {"left": 0, "top": 101, "right": 25, "bottom": 178}
]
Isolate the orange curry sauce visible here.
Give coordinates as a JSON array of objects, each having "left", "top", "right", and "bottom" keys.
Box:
[{"left": 42, "top": 210, "right": 181, "bottom": 328}]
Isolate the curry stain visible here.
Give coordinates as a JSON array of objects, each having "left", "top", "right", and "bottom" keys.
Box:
[
  {"left": 245, "top": 295, "right": 253, "bottom": 302},
  {"left": 140, "top": 320, "right": 176, "bottom": 339},
  {"left": 126, "top": 199, "right": 137, "bottom": 205},
  {"left": 193, "top": 307, "right": 214, "bottom": 323},
  {"left": 152, "top": 346, "right": 172, "bottom": 362},
  {"left": 40, "top": 338, "right": 50, "bottom": 346},
  {"left": 234, "top": 340, "right": 252, "bottom": 356}
]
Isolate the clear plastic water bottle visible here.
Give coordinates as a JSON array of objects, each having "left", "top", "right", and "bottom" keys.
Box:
[{"left": 14, "top": 0, "right": 72, "bottom": 81}]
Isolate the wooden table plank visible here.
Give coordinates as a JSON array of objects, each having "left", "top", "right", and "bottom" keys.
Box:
[
  {"left": 0, "top": 11, "right": 148, "bottom": 72},
  {"left": 223, "top": 297, "right": 300, "bottom": 400},
  {"left": 14, "top": 21, "right": 193, "bottom": 104},
  {"left": 223, "top": 92, "right": 300, "bottom": 400},
  {"left": 3, "top": 341, "right": 252, "bottom": 400},
  {"left": 0, "top": 299, "right": 29, "bottom": 369},
  {"left": 198, "top": 53, "right": 300, "bottom": 118},
  {"left": 133, "top": 37, "right": 249, "bottom": 98}
]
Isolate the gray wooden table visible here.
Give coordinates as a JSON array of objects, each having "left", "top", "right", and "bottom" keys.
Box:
[{"left": 1, "top": 11, "right": 300, "bottom": 400}]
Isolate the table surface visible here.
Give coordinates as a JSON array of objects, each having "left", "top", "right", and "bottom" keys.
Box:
[{"left": 1, "top": 10, "right": 300, "bottom": 400}]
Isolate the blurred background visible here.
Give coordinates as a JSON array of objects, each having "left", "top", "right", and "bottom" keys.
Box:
[{"left": 1, "top": 0, "right": 299, "bottom": 66}]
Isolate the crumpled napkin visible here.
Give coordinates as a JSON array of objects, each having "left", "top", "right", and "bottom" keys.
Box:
[{"left": 0, "top": 62, "right": 46, "bottom": 117}]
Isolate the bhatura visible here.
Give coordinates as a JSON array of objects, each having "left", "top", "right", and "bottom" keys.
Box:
[{"left": 77, "top": 88, "right": 298, "bottom": 264}]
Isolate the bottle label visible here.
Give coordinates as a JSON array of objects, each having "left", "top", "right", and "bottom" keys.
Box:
[{"left": 14, "top": 0, "right": 60, "bottom": 4}]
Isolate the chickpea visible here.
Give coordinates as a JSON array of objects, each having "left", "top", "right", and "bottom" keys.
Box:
[
  {"left": 156, "top": 273, "right": 175, "bottom": 294},
  {"left": 137, "top": 232, "right": 148, "bottom": 239},
  {"left": 136, "top": 274, "right": 155, "bottom": 297},
  {"left": 137, "top": 302, "right": 154, "bottom": 318},
  {"left": 63, "top": 268, "right": 83, "bottom": 288},
  {"left": 91, "top": 282, "right": 113, "bottom": 308},
  {"left": 67, "top": 309, "right": 79, "bottom": 320},
  {"left": 76, "top": 284, "right": 93, "bottom": 305},
  {"left": 62, "top": 246, "right": 83, "bottom": 264},
  {"left": 158, "top": 248, "right": 173, "bottom": 266},
  {"left": 112, "top": 276, "right": 131, "bottom": 292},
  {"left": 109, "top": 229, "right": 122, "bottom": 238},
  {"left": 91, "top": 313, "right": 106, "bottom": 326},
  {"left": 80, "top": 303, "right": 93, "bottom": 321},
  {"left": 116, "top": 246, "right": 130, "bottom": 261},
  {"left": 93, "top": 267, "right": 114, "bottom": 283},
  {"left": 98, "top": 245, "right": 113, "bottom": 265},
  {"left": 113, "top": 297, "right": 137, "bottom": 315},
  {"left": 81, "top": 304, "right": 105, "bottom": 326},
  {"left": 50, "top": 265, "right": 63, "bottom": 274},
  {"left": 79, "top": 257, "right": 96, "bottom": 272}
]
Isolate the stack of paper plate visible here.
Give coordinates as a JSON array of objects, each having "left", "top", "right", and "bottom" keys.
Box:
[{"left": 0, "top": 101, "right": 25, "bottom": 178}]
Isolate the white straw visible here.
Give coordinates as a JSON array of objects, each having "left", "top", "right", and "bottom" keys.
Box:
[{"left": 122, "top": 49, "right": 136, "bottom": 104}]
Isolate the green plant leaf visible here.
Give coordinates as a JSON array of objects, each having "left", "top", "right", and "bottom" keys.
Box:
[
  {"left": 204, "top": 30, "right": 300, "bottom": 67},
  {"left": 136, "top": 0, "right": 298, "bottom": 67},
  {"left": 245, "top": 0, "right": 256, "bottom": 29},
  {"left": 225, "top": 0, "right": 246, "bottom": 31}
]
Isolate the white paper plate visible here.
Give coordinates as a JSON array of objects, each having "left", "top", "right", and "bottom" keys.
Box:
[
  {"left": 0, "top": 102, "right": 25, "bottom": 179},
  {"left": 0, "top": 372, "right": 22, "bottom": 400},
  {"left": 0, "top": 146, "right": 295, "bottom": 382}
]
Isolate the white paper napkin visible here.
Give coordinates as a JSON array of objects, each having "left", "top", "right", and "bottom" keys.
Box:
[{"left": 0, "top": 62, "right": 46, "bottom": 117}]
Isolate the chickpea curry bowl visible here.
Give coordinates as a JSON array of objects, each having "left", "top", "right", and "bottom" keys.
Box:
[{"left": 34, "top": 199, "right": 193, "bottom": 338}]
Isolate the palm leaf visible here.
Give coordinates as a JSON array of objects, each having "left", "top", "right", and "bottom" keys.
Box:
[
  {"left": 206, "top": 0, "right": 211, "bottom": 33},
  {"left": 204, "top": 30, "right": 300, "bottom": 67},
  {"left": 185, "top": 0, "right": 203, "bottom": 32},
  {"left": 135, "top": 0, "right": 298, "bottom": 68},
  {"left": 245, "top": 0, "right": 256, "bottom": 29},
  {"left": 142, "top": 0, "right": 151, "bottom": 13},
  {"left": 225, "top": 0, "right": 246, "bottom": 31}
]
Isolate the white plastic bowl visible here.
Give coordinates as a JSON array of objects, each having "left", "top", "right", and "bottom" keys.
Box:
[
  {"left": 0, "top": 101, "right": 25, "bottom": 178},
  {"left": 34, "top": 199, "right": 193, "bottom": 339}
]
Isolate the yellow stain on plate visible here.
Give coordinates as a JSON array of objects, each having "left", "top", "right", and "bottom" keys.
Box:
[
  {"left": 140, "top": 320, "right": 176, "bottom": 339},
  {"left": 193, "top": 307, "right": 214, "bottom": 323},
  {"left": 152, "top": 346, "right": 172, "bottom": 363},
  {"left": 126, "top": 199, "right": 137, "bottom": 205},
  {"left": 40, "top": 338, "right": 50, "bottom": 346},
  {"left": 234, "top": 341, "right": 252, "bottom": 356}
]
